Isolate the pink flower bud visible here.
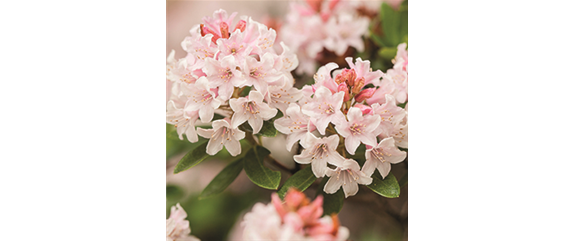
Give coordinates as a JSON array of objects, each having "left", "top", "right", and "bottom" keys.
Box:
[
  {"left": 334, "top": 69, "right": 356, "bottom": 86},
  {"left": 351, "top": 77, "right": 365, "bottom": 95},
  {"left": 328, "top": 0, "right": 340, "bottom": 10},
  {"left": 354, "top": 88, "right": 375, "bottom": 102},
  {"left": 200, "top": 24, "right": 220, "bottom": 44},
  {"left": 234, "top": 20, "right": 246, "bottom": 32},
  {"left": 219, "top": 22, "right": 229, "bottom": 39},
  {"left": 306, "top": 0, "right": 322, "bottom": 12},
  {"left": 337, "top": 83, "right": 350, "bottom": 102},
  {"left": 354, "top": 103, "right": 372, "bottom": 115}
]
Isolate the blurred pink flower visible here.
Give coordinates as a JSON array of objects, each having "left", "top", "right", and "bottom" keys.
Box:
[{"left": 166, "top": 203, "right": 200, "bottom": 241}]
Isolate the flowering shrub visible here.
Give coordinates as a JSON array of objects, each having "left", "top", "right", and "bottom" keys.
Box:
[{"left": 167, "top": 1, "right": 408, "bottom": 240}]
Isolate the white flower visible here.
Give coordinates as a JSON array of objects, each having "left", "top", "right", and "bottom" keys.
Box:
[
  {"left": 334, "top": 107, "right": 381, "bottom": 155},
  {"left": 166, "top": 203, "right": 200, "bottom": 241},
  {"left": 203, "top": 55, "right": 244, "bottom": 100},
  {"left": 182, "top": 76, "right": 221, "bottom": 123},
  {"left": 362, "top": 137, "right": 407, "bottom": 178},
  {"left": 294, "top": 133, "right": 345, "bottom": 178},
  {"left": 301, "top": 86, "right": 346, "bottom": 135},
  {"left": 241, "top": 203, "right": 304, "bottom": 241},
  {"left": 167, "top": 92, "right": 200, "bottom": 143},
  {"left": 242, "top": 53, "right": 283, "bottom": 96},
  {"left": 197, "top": 119, "right": 245, "bottom": 156},
  {"left": 324, "top": 159, "right": 372, "bottom": 198},
  {"left": 265, "top": 79, "right": 303, "bottom": 115},
  {"left": 274, "top": 103, "right": 315, "bottom": 151},
  {"left": 229, "top": 90, "right": 278, "bottom": 134}
]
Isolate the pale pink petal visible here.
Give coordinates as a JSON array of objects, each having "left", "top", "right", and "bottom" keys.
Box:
[{"left": 324, "top": 175, "right": 343, "bottom": 194}]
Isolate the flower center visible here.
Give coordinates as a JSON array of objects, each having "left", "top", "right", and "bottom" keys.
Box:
[
  {"left": 311, "top": 143, "right": 328, "bottom": 160},
  {"left": 371, "top": 148, "right": 390, "bottom": 163},
  {"left": 242, "top": 101, "right": 260, "bottom": 116},
  {"left": 350, "top": 123, "right": 365, "bottom": 135}
]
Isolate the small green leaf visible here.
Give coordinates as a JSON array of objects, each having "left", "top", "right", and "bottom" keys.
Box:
[
  {"left": 367, "top": 172, "right": 400, "bottom": 198},
  {"left": 199, "top": 158, "right": 244, "bottom": 199},
  {"left": 240, "top": 86, "right": 252, "bottom": 97},
  {"left": 316, "top": 177, "right": 345, "bottom": 216},
  {"left": 244, "top": 146, "right": 281, "bottom": 189},
  {"left": 240, "top": 120, "right": 278, "bottom": 137},
  {"left": 278, "top": 166, "right": 317, "bottom": 199},
  {"left": 174, "top": 141, "right": 209, "bottom": 174},
  {"left": 397, "top": 101, "right": 407, "bottom": 109}
]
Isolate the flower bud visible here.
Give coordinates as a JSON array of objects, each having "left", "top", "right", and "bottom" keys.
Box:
[
  {"left": 200, "top": 24, "right": 220, "bottom": 43},
  {"left": 334, "top": 69, "right": 356, "bottom": 86},
  {"left": 234, "top": 20, "right": 247, "bottom": 32},
  {"left": 351, "top": 77, "right": 365, "bottom": 95},
  {"left": 338, "top": 83, "right": 350, "bottom": 102},
  {"left": 354, "top": 88, "right": 375, "bottom": 102},
  {"left": 220, "top": 22, "right": 230, "bottom": 39},
  {"left": 354, "top": 103, "right": 372, "bottom": 115}
]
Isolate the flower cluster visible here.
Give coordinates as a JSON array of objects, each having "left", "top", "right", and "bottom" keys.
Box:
[
  {"left": 275, "top": 50, "right": 408, "bottom": 198},
  {"left": 280, "top": 0, "right": 372, "bottom": 75},
  {"left": 166, "top": 9, "right": 302, "bottom": 156},
  {"left": 166, "top": 203, "right": 200, "bottom": 241},
  {"left": 242, "top": 188, "right": 349, "bottom": 241}
]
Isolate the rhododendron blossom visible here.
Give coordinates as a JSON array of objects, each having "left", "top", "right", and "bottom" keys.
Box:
[
  {"left": 294, "top": 133, "right": 345, "bottom": 178},
  {"left": 362, "top": 137, "right": 407, "bottom": 178},
  {"left": 166, "top": 204, "right": 200, "bottom": 241},
  {"left": 242, "top": 189, "right": 349, "bottom": 241},
  {"left": 167, "top": 9, "right": 300, "bottom": 157},
  {"left": 325, "top": 159, "right": 373, "bottom": 198}
]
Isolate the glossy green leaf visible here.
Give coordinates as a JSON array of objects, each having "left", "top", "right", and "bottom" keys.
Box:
[
  {"left": 278, "top": 166, "right": 317, "bottom": 199},
  {"left": 199, "top": 158, "right": 244, "bottom": 199},
  {"left": 243, "top": 146, "right": 280, "bottom": 190},
  {"left": 316, "top": 177, "right": 345, "bottom": 216},
  {"left": 367, "top": 172, "right": 400, "bottom": 198},
  {"left": 240, "top": 120, "right": 278, "bottom": 137},
  {"left": 174, "top": 141, "right": 209, "bottom": 174},
  {"left": 166, "top": 184, "right": 184, "bottom": 201}
]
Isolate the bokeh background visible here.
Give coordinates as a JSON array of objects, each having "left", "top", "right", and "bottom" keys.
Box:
[{"left": 166, "top": 1, "right": 408, "bottom": 240}]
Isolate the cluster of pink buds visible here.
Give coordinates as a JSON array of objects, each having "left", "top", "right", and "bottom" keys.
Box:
[
  {"left": 279, "top": 0, "right": 371, "bottom": 75},
  {"left": 242, "top": 188, "right": 349, "bottom": 241},
  {"left": 275, "top": 52, "right": 408, "bottom": 198},
  {"left": 166, "top": 9, "right": 302, "bottom": 156}
]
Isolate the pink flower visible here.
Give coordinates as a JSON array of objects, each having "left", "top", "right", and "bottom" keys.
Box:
[
  {"left": 313, "top": 63, "right": 340, "bottom": 93},
  {"left": 323, "top": 12, "right": 369, "bottom": 55},
  {"left": 166, "top": 203, "right": 200, "bottom": 241},
  {"left": 200, "top": 9, "right": 238, "bottom": 42},
  {"left": 229, "top": 90, "right": 278, "bottom": 134},
  {"left": 215, "top": 29, "right": 253, "bottom": 62},
  {"left": 182, "top": 76, "right": 221, "bottom": 123},
  {"left": 294, "top": 133, "right": 345, "bottom": 178},
  {"left": 203, "top": 55, "right": 244, "bottom": 100},
  {"left": 394, "top": 42, "right": 408, "bottom": 72},
  {"left": 382, "top": 67, "right": 408, "bottom": 103},
  {"left": 265, "top": 78, "right": 304, "bottom": 114},
  {"left": 334, "top": 107, "right": 381, "bottom": 155},
  {"left": 345, "top": 57, "right": 384, "bottom": 86},
  {"left": 166, "top": 92, "right": 200, "bottom": 143},
  {"left": 362, "top": 137, "right": 407, "bottom": 178},
  {"left": 197, "top": 119, "right": 245, "bottom": 156},
  {"left": 241, "top": 202, "right": 303, "bottom": 240},
  {"left": 242, "top": 53, "right": 283, "bottom": 96},
  {"left": 181, "top": 34, "right": 218, "bottom": 70},
  {"left": 324, "top": 159, "right": 372, "bottom": 198},
  {"left": 274, "top": 104, "right": 315, "bottom": 151},
  {"left": 301, "top": 86, "right": 346, "bottom": 135},
  {"left": 371, "top": 94, "right": 407, "bottom": 140}
]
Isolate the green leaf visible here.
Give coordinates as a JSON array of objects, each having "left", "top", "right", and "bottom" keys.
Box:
[
  {"left": 367, "top": 172, "right": 400, "bottom": 198},
  {"left": 199, "top": 158, "right": 244, "bottom": 199},
  {"left": 277, "top": 166, "right": 317, "bottom": 199},
  {"left": 174, "top": 141, "right": 209, "bottom": 174},
  {"left": 316, "top": 177, "right": 345, "bottom": 216},
  {"left": 379, "top": 2, "right": 408, "bottom": 47},
  {"left": 240, "top": 86, "right": 252, "bottom": 97},
  {"left": 240, "top": 120, "right": 278, "bottom": 137},
  {"left": 243, "top": 146, "right": 281, "bottom": 189}
]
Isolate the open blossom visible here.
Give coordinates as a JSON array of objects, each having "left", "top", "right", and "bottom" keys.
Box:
[
  {"left": 294, "top": 133, "right": 345, "bottom": 178},
  {"left": 197, "top": 119, "right": 245, "bottom": 156},
  {"left": 166, "top": 203, "right": 200, "bottom": 241},
  {"left": 323, "top": 12, "right": 369, "bottom": 56},
  {"left": 203, "top": 55, "right": 244, "bottom": 100},
  {"left": 265, "top": 78, "right": 303, "bottom": 114},
  {"left": 182, "top": 76, "right": 221, "bottom": 123},
  {"left": 301, "top": 86, "right": 346, "bottom": 135},
  {"left": 362, "top": 137, "right": 407, "bottom": 178},
  {"left": 335, "top": 107, "right": 381, "bottom": 155},
  {"left": 274, "top": 104, "right": 315, "bottom": 151},
  {"left": 242, "top": 53, "right": 283, "bottom": 96},
  {"left": 167, "top": 91, "right": 200, "bottom": 143},
  {"left": 229, "top": 90, "right": 278, "bottom": 134},
  {"left": 325, "top": 159, "right": 372, "bottom": 198},
  {"left": 370, "top": 94, "right": 406, "bottom": 138}
]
